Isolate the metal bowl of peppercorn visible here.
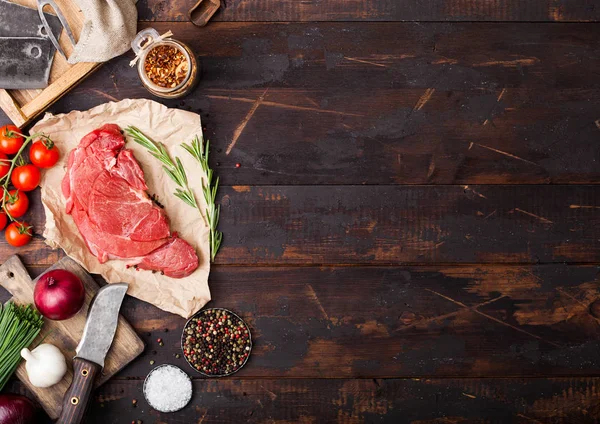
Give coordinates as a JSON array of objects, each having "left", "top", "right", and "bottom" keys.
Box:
[{"left": 181, "top": 308, "right": 252, "bottom": 377}]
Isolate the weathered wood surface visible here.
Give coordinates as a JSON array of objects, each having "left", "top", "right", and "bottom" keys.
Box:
[
  {"left": 26, "top": 22, "right": 600, "bottom": 185},
  {"left": 3, "top": 185, "right": 599, "bottom": 266},
  {"left": 0, "top": 13, "right": 598, "bottom": 424},
  {"left": 2, "top": 264, "right": 598, "bottom": 378},
  {"left": 119, "top": 264, "right": 600, "bottom": 379},
  {"left": 8, "top": 377, "right": 600, "bottom": 424},
  {"left": 137, "top": 0, "right": 600, "bottom": 22}
]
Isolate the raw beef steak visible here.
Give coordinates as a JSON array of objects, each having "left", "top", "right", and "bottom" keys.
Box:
[{"left": 62, "top": 124, "right": 198, "bottom": 278}]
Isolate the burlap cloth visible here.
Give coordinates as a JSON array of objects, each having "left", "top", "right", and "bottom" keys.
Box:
[
  {"left": 31, "top": 99, "right": 211, "bottom": 318},
  {"left": 69, "top": 0, "right": 137, "bottom": 63}
]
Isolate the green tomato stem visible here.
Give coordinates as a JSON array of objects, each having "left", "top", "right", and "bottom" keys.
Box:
[{"left": 0, "top": 132, "right": 46, "bottom": 222}]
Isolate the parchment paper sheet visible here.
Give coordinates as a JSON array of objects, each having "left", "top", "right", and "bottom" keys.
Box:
[{"left": 31, "top": 99, "right": 211, "bottom": 318}]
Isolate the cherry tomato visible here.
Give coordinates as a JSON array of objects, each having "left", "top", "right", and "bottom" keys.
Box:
[
  {"left": 11, "top": 164, "right": 40, "bottom": 192},
  {"left": 0, "top": 212, "right": 7, "bottom": 231},
  {"left": 4, "top": 190, "right": 29, "bottom": 218},
  {"left": 0, "top": 153, "right": 10, "bottom": 179},
  {"left": 5, "top": 221, "right": 32, "bottom": 247},
  {"left": 30, "top": 138, "right": 59, "bottom": 168},
  {"left": 0, "top": 125, "right": 24, "bottom": 154}
]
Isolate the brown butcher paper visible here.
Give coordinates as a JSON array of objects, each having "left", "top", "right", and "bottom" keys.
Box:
[{"left": 31, "top": 99, "right": 211, "bottom": 318}]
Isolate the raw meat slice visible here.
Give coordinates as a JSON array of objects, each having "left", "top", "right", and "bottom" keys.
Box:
[
  {"left": 136, "top": 235, "right": 200, "bottom": 279},
  {"left": 62, "top": 124, "right": 199, "bottom": 278}
]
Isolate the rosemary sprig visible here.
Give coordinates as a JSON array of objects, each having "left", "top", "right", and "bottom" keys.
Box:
[
  {"left": 182, "top": 135, "right": 222, "bottom": 262},
  {"left": 125, "top": 126, "right": 199, "bottom": 210}
]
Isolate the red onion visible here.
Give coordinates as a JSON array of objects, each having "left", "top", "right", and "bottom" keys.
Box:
[
  {"left": 34, "top": 269, "right": 85, "bottom": 321},
  {"left": 0, "top": 394, "right": 37, "bottom": 424}
]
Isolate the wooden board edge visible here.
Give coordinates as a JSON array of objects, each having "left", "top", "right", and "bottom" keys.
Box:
[
  {"left": 15, "top": 62, "right": 102, "bottom": 127},
  {"left": 0, "top": 91, "right": 27, "bottom": 127},
  {"left": 0, "top": 255, "right": 31, "bottom": 301}
]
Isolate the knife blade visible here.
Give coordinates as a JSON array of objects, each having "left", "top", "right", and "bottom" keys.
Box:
[
  {"left": 75, "top": 283, "right": 128, "bottom": 368},
  {"left": 0, "top": 0, "right": 63, "bottom": 89},
  {"left": 0, "top": 37, "right": 55, "bottom": 89},
  {"left": 0, "top": 0, "right": 62, "bottom": 39},
  {"left": 56, "top": 283, "right": 128, "bottom": 424}
]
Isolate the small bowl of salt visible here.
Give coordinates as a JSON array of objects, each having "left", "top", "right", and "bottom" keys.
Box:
[{"left": 143, "top": 364, "right": 193, "bottom": 412}]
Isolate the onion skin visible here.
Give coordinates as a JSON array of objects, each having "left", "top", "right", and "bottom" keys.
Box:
[
  {"left": 0, "top": 394, "right": 37, "bottom": 424},
  {"left": 34, "top": 269, "right": 85, "bottom": 321}
]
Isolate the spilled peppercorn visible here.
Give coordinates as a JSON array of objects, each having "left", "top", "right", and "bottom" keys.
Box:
[{"left": 181, "top": 308, "right": 252, "bottom": 376}]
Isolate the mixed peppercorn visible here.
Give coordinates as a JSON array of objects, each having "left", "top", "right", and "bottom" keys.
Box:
[
  {"left": 182, "top": 308, "right": 251, "bottom": 376},
  {"left": 144, "top": 45, "right": 189, "bottom": 89}
]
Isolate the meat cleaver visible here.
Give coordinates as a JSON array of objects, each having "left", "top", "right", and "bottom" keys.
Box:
[
  {"left": 0, "top": 0, "right": 63, "bottom": 89},
  {"left": 56, "top": 283, "right": 129, "bottom": 424}
]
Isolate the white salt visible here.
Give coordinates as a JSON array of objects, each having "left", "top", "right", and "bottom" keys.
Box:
[{"left": 144, "top": 365, "right": 193, "bottom": 412}]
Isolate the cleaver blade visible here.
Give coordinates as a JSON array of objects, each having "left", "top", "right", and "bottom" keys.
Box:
[
  {"left": 0, "top": 0, "right": 63, "bottom": 89},
  {"left": 0, "top": 37, "right": 56, "bottom": 89},
  {"left": 0, "top": 0, "right": 62, "bottom": 38}
]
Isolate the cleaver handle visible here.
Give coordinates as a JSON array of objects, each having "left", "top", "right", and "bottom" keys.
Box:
[{"left": 56, "top": 358, "right": 102, "bottom": 424}]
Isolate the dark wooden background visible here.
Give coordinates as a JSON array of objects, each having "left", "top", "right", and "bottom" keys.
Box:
[{"left": 2, "top": 0, "right": 600, "bottom": 422}]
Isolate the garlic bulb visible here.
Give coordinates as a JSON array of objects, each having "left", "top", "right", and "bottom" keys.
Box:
[{"left": 20, "top": 344, "right": 67, "bottom": 388}]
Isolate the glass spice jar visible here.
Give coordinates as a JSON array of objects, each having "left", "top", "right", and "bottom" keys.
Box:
[{"left": 131, "top": 28, "right": 200, "bottom": 99}]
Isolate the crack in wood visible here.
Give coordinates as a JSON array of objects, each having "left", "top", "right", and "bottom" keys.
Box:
[
  {"left": 513, "top": 208, "right": 554, "bottom": 224},
  {"left": 425, "top": 289, "right": 561, "bottom": 348},
  {"left": 345, "top": 56, "right": 388, "bottom": 68},
  {"left": 226, "top": 87, "right": 270, "bottom": 155},
  {"left": 306, "top": 284, "right": 332, "bottom": 327},
  {"left": 208, "top": 94, "right": 363, "bottom": 117},
  {"left": 470, "top": 142, "right": 538, "bottom": 166},
  {"left": 413, "top": 88, "right": 436, "bottom": 111}
]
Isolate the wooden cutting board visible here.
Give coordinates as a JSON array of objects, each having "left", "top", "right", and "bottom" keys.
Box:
[
  {"left": 0, "top": 0, "right": 101, "bottom": 127},
  {"left": 0, "top": 255, "right": 144, "bottom": 419}
]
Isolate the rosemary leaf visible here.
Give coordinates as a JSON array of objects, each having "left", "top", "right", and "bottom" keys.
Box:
[
  {"left": 163, "top": 166, "right": 183, "bottom": 187},
  {"left": 174, "top": 190, "right": 197, "bottom": 208},
  {"left": 151, "top": 152, "right": 174, "bottom": 168},
  {"left": 175, "top": 158, "right": 188, "bottom": 185},
  {"left": 181, "top": 143, "right": 198, "bottom": 161}
]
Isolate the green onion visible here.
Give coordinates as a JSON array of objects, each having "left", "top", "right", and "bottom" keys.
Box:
[{"left": 0, "top": 302, "right": 43, "bottom": 390}]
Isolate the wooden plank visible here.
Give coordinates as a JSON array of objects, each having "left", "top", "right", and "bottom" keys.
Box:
[
  {"left": 15, "top": 22, "right": 600, "bottom": 184},
  {"left": 215, "top": 185, "right": 599, "bottom": 265},
  {"left": 0, "top": 91, "right": 27, "bottom": 127},
  {"left": 137, "top": 0, "right": 600, "bottom": 22},
  {"left": 8, "top": 377, "right": 600, "bottom": 423},
  {"left": 6, "top": 264, "right": 599, "bottom": 378},
  {"left": 0, "top": 256, "right": 144, "bottom": 419},
  {"left": 0, "top": 185, "right": 598, "bottom": 266}
]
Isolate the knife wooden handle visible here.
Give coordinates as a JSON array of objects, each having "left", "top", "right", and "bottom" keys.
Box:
[{"left": 56, "top": 358, "right": 102, "bottom": 424}]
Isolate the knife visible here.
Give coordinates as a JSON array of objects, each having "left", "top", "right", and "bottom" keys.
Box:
[
  {"left": 0, "top": 0, "right": 63, "bottom": 89},
  {"left": 56, "top": 283, "right": 128, "bottom": 424},
  {"left": 0, "top": 0, "right": 62, "bottom": 38},
  {"left": 37, "top": 0, "right": 76, "bottom": 59},
  {"left": 0, "top": 37, "right": 56, "bottom": 89}
]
